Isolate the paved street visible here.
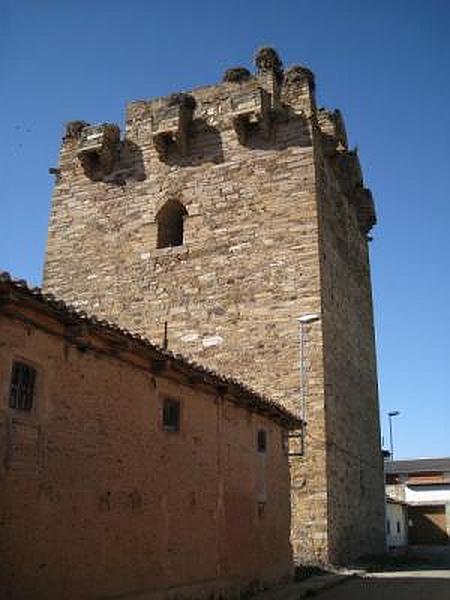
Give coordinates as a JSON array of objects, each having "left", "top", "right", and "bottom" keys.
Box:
[
  {"left": 316, "top": 545, "right": 450, "bottom": 600},
  {"left": 255, "top": 546, "right": 450, "bottom": 599},
  {"left": 317, "top": 572, "right": 450, "bottom": 599}
]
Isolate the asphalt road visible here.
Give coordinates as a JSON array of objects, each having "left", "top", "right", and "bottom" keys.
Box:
[
  {"left": 318, "top": 546, "right": 450, "bottom": 600},
  {"left": 255, "top": 546, "right": 450, "bottom": 599},
  {"left": 317, "top": 572, "right": 450, "bottom": 599}
]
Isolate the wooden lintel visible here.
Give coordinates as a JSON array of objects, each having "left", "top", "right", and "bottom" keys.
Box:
[
  {"left": 215, "top": 383, "right": 228, "bottom": 396},
  {"left": 65, "top": 323, "right": 89, "bottom": 339},
  {"left": 186, "top": 373, "right": 203, "bottom": 385},
  {"left": 150, "top": 358, "right": 167, "bottom": 374}
]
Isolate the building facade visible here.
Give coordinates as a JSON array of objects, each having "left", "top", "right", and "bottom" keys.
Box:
[
  {"left": 0, "top": 272, "right": 299, "bottom": 600},
  {"left": 386, "top": 458, "right": 450, "bottom": 545},
  {"left": 43, "top": 48, "right": 385, "bottom": 564},
  {"left": 385, "top": 498, "right": 408, "bottom": 548}
]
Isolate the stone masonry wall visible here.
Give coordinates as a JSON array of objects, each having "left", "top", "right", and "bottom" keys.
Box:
[
  {"left": 0, "top": 303, "right": 293, "bottom": 599},
  {"left": 43, "top": 49, "right": 384, "bottom": 564},
  {"left": 314, "top": 122, "right": 385, "bottom": 563}
]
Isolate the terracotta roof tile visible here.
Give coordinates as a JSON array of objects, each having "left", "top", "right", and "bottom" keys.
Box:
[
  {"left": 385, "top": 457, "right": 450, "bottom": 474},
  {"left": 0, "top": 271, "right": 302, "bottom": 430}
]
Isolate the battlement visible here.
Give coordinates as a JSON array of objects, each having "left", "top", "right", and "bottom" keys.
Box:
[
  {"left": 57, "top": 48, "right": 374, "bottom": 236},
  {"left": 126, "top": 46, "right": 314, "bottom": 121},
  {"left": 57, "top": 48, "right": 374, "bottom": 235},
  {"left": 61, "top": 48, "right": 314, "bottom": 172}
]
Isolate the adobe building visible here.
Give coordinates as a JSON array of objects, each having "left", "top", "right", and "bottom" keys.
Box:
[
  {"left": 43, "top": 47, "right": 386, "bottom": 564},
  {"left": 0, "top": 271, "right": 300, "bottom": 599}
]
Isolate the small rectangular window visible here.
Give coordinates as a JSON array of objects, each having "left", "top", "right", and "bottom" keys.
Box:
[
  {"left": 163, "top": 399, "right": 180, "bottom": 432},
  {"left": 257, "top": 429, "right": 267, "bottom": 453},
  {"left": 9, "top": 361, "right": 37, "bottom": 411}
]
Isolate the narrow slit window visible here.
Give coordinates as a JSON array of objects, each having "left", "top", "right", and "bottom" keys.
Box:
[
  {"left": 9, "top": 361, "right": 37, "bottom": 411},
  {"left": 163, "top": 398, "right": 180, "bottom": 432},
  {"left": 156, "top": 199, "right": 187, "bottom": 249},
  {"left": 257, "top": 429, "right": 267, "bottom": 453}
]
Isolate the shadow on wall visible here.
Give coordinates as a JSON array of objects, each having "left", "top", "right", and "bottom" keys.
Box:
[
  {"left": 238, "top": 108, "right": 312, "bottom": 152},
  {"left": 408, "top": 507, "right": 449, "bottom": 546},
  {"left": 119, "top": 140, "right": 147, "bottom": 182},
  {"left": 156, "top": 111, "right": 312, "bottom": 166},
  {"left": 162, "top": 118, "right": 225, "bottom": 167},
  {"left": 79, "top": 116, "right": 315, "bottom": 189},
  {"left": 80, "top": 139, "right": 147, "bottom": 185},
  {"left": 82, "top": 112, "right": 311, "bottom": 181}
]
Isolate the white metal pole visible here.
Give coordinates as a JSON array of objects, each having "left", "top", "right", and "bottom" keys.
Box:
[{"left": 297, "top": 314, "right": 320, "bottom": 456}]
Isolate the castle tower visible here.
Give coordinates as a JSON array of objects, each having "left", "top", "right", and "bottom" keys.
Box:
[{"left": 43, "top": 48, "right": 385, "bottom": 565}]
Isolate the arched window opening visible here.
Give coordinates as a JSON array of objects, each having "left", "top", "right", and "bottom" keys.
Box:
[{"left": 156, "top": 199, "right": 187, "bottom": 249}]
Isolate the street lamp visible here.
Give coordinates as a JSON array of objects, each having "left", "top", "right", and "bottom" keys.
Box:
[
  {"left": 388, "top": 410, "right": 400, "bottom": 460},
  {"left": 297, "top": 313, "right": 320, "bottom": 455}
]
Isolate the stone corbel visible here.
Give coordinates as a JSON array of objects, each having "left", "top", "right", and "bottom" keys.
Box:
[
  {"left": 335, "top": 150, "right": 363, "bottom": 196},
  {"left": 317, "top": 109, "right": 348, "bottom": 155},
  {"left": 255, "top": 47, "right": 283, "bottom": 110},
  {"left": 152, "top": 94, "right": 196, "bottom": 159},
  {"left": 77, "top": 124, "right": 120, "bottom": 179},
  {"left": 230, "top": 88, "right": 272, "bottom": 144},
  {"left": 355, "top": 187, "right": 377, "bottom": 235}
]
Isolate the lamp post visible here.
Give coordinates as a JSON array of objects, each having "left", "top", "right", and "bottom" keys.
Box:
[
  {"left": 297, "top": 313, "right": 320, "bottom": 455},
  {"left": 388, "top": 410, "right": 400, "bottom": 460}
]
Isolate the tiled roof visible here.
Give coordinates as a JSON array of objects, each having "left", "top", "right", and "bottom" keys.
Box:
[
  {"left": 0, "top": 271, "right": 302, "bottom": 429},
  {"left": 385, "top": 457, "right": 450, "bottom": 474}
]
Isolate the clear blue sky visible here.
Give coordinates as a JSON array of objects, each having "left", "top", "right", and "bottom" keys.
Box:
[{"left": 1, "top": 0, "right": 449, "bottom": 459}]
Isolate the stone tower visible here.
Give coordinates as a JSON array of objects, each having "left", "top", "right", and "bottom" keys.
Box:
[{"left": 43, "top": 48, "right": 385, "bottom": 565}]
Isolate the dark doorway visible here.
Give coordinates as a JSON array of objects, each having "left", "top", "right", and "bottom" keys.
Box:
[{"left": 409, "top": 505, "right": 448, "bottom": 545}]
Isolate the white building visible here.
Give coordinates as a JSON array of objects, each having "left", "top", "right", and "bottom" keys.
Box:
[
  {"left": 386, "top": 498, "right": 408, "bottom": 548},
  {"left": 385, "top": 457, "right": 450, "bottom": 545}
]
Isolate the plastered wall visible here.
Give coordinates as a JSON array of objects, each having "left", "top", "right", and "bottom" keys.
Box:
[{"left": 0, "top": 309, "right": 292, "bottom": 599}]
